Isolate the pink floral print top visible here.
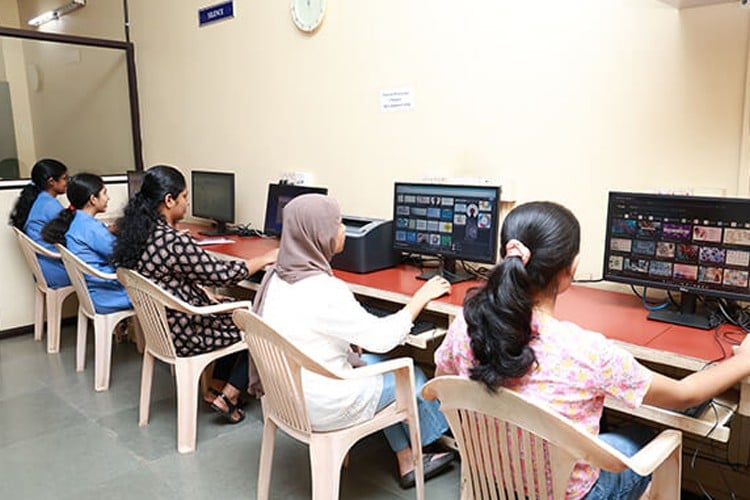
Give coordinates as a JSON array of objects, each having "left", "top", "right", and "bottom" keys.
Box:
[{"left": 435, "top": 310, "right": 652, "bottom": 499}]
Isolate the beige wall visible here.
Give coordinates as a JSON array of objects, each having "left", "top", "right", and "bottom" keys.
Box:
[
  {"left": 127, "top": 0, "right": 750, "bottom": 281},
  {"left": 1, "top": 0, "right": 750, "bottom": 330}
]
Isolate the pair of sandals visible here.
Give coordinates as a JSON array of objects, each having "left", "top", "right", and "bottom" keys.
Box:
[{"left": 206, "top": 388, "right": 246, "bottom": 424}]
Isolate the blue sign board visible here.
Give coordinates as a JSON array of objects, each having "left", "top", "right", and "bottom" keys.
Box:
[{"left": 199, "top": 1, "right": 234, "bottom": 27}]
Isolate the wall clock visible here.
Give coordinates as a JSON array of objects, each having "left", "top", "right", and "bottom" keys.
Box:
[{"left": 290, "top": 0, "right": 325, "bottom": 33}]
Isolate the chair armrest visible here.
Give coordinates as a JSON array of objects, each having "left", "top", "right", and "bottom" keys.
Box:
[
  {"left": 622, "top": 429, "right": 682, "bottom": 476},
  {"left": 186, "top": 300, "right": 254, "bottom": 316},
  {"left": 341, "top": 357, "right": 414, "bottom": 380},
  {"left": 89, "top": 269, "right": 118, "bottom": 281}
]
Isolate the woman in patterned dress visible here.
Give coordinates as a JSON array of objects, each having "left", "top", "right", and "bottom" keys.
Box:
[
  {"left": 111, "top": 165, "right": 277, "bottom": 424},
  {"left": 435, "top": 201, "right": 750, "bottom": 499}
]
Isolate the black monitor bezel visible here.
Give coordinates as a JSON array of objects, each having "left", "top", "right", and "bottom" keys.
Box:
[
  {"left": 392, "top": 182, "right": 501, "bottom": 265},
  {"left": 262, "top": 183, "right": 329, "bottom": 236},
  {"left": 603, "top": 190, "right": 750, "bottom": 303},
  {"left": 126, "top": 170, "right": 144, "bottom": 200},
  {"left": 190, "top": 170, "right": 236, "bottom": 225}
]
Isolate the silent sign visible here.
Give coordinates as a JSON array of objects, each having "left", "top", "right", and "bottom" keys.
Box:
[{"left": 199, "top": 1, "right": 234, "bottom": 27}]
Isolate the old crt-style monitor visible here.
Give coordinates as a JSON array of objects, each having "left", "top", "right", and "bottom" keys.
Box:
[
  {"left": 263, "top": 183, "right": 328, "bottom": 237},
  {"left": 126, "top": 170, "right": 144, "bottom": 200},
  {"left": 393, "top": 182, "right": 501, "bottom": 283},
  {"left": 604, "top": 191, "right": 750, "bottom": 329},
  {"left": 191, "top": 170, "right": 235, "bottom": 236}
]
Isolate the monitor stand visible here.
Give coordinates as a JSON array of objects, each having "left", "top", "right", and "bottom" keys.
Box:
[
  {"left": 198, "top": 220, "right": 235, "bottom": 236},
  {"left": 416, "top": 257, "right": 473, "bottom": 284},
  {"left": 646, "top": 292, "right": 713, "bottom": 330}
]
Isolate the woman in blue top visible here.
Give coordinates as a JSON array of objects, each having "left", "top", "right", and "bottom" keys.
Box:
[
  {"left": 9, "top": 158, "right": 70, "bottom": 288},
  {"left": 42, "top": 173, "right": 131, "bottom": 313}
]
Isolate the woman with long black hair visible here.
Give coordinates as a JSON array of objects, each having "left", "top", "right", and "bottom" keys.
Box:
[
  {"left": 42, "top": 173, "right": 131, "bottom": 313},
  {"left": 111, "top": 165, "right": 277, "bottom": 424},
  {"left": 9, "top": 158, "right": 70, "bottom": 288}
]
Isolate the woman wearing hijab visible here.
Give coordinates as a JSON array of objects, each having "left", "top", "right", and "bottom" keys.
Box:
[{"left": 254, "top": 193, "right": 456, "bottom": 489}]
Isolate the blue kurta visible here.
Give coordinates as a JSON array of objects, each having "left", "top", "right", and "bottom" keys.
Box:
[
  {"left": 66, "top": 211, "right": 132, "bottom": 314},
  {"left": 23, "top": 191, "right": 70, "bottom": 288}
]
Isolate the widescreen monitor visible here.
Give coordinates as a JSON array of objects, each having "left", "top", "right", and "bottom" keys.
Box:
[
  {"left": 603, "top": 191, "right": 750, "bottom": 329},
  {"left": 263, "top": 183, "right": 328, "bottom": 236},
  {"left": 393, "top": 182, "right": 501, "bottom": 283},
  {"left": 191, "top": 170, "right": 235, "bottom": 236}
]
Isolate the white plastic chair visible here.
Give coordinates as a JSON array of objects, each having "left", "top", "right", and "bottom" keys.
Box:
[
  {"left": 117, "top": 267, "right": 253, "bottom": 454},
  {"left": 422, "top": 376, "right": 682, "bottom": 500},
  {"left": 232, "top": 308, "right": 426, "bottom": 500},
  {"left": 12, "top": 226, "right": 75, "bottom": 353},
  {"left": 56, "top": 244, "right": 138, "bottom": 391}
]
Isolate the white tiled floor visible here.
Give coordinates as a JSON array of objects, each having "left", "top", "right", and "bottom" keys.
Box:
[{"left": 0, "top": 326, "right": 461, "bottom": 499}]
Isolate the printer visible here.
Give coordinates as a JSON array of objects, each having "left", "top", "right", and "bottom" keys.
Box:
[{"left": 331, "top": 216, "right": 401, "bottom": 273}]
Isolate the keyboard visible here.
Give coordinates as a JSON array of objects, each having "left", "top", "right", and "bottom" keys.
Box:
[
  {"left": 676, "top": 399, "right": 712, "bottom": 418},
  {"left": 361, "top": 303, "right": 436, "bottom": 335}
]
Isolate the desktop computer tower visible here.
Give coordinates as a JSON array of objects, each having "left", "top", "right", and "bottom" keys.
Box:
[{"left": 331, "top": 216, "right": 401, "bottom": 273}]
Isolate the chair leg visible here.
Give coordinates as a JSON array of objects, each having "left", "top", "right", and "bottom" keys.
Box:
[
  {"left": 94, "top": 316, "right": 114, "bottom": 391},
  {"left": 309, "top": 441, "right": 346, "bottom": 500},
  {"left": 139, "top": 351, "right": 155, "bottom": 427},
  {"left": 174, "top": 363, "right": 200, "bottom": 454},
  {"left": 76, "top": 309, "right": 88, "bottom": 372},
  {"left": 34, "top": 288, "right": 44, "bottom": 342},
  {"left": 46, "top": 294, "right": 62, "bottom": 353},
  {"left": 257, "top": 419, "right": 278, "bottom": 500}
]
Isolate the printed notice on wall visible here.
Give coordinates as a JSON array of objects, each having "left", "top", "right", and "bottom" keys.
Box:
[{"left": 380, "top": 87, "right": 415, "bottom": 112}]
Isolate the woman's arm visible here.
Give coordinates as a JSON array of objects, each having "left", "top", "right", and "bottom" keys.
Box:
[
  {"left": 403, "top": 275, "right": 451, "bottom": 321},
  {"left": 643, "top": 336, "right": 750, "bottom": 409},
  {"left": 244, "top": 248, "right": 278, "bottom": 275}
]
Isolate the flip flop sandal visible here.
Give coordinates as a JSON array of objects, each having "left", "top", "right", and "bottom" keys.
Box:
[{"left": 210, "top": 392, "right": 246, "bottom": 424}]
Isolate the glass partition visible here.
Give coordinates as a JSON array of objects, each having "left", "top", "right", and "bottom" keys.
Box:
[{"left": 0, "top": 27, "right": 141, "bottom": 181}]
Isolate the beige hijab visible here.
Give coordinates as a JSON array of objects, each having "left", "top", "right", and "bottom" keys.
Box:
[{"left": 253, "top": 193, "right": 341, "bottom": 314}]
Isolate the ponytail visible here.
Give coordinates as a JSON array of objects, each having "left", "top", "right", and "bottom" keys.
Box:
[
  {"left": 464, "top": 201, "right": 580, "bottom": 391},
  {"left": 42, "top": 207, "right": 75, "bottom": 246}
]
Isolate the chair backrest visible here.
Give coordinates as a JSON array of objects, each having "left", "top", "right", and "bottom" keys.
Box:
[
  {"left": 422, "top": 376, "right": 639, "bottom": 499},
  {"left": 116, "top": 267, "right": 188, "bottom": 361},
  {"left": 232, "top": 309, "right": 339, "bottom": 437},
  {"left": 12, "top": 226, "right": 59, "bottom": 293},
  {"left": 56, "top": 244, "right": 115, "bottom": 318}
]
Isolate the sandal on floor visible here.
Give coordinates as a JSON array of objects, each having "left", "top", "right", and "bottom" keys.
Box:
[
  {"left": 399, "top": 451, "right": 455, "bottom": 489},
  {"left": 210, "top": 392, "right": 246, "bottom": 424}
]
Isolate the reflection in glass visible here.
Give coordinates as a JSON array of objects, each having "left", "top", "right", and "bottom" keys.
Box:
[{"left": 0, "top": 35, "right": 134, "bottom": 179}]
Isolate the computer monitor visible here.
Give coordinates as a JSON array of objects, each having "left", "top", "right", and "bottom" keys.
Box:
[
  {"left": 393, "top": 182, "right": 501, "bottom": 283},
  {"left": 263, "top": 183, "right": 329, "bottom": 237},
  {"left": 191, "top": 170, "right": 235, "bottom": 236},
  {"left": 126, "top": 170, "right": 144, "bottom": 199},
  {"left": 603, "top": 191, "right": 750, "bottom": 329}
]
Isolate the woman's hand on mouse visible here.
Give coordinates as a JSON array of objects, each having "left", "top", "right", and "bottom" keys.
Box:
[{"left": 405, "top": 275, "right": 451, "bottom": 320}]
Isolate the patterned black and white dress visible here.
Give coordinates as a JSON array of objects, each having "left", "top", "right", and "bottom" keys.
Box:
[{"left": 135, "top": 221, "right": 250, "bottom": 357}]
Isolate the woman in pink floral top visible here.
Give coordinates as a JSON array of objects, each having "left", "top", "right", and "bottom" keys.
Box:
[{"left": 435, "top": 201, "right": 750, "bottom": 499}]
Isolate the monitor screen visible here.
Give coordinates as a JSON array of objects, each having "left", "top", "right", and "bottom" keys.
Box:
[
  {"left": 263, "top": 183, "right": 329, "bottom": 236},
  {"left": 126, "top": 170, "right": 144, "bottom": 200},
  {"left": 191, "top": 170, "right": 235, "bottom": 235},
  {"left": 393, "top": 182, "right": 501, "bottom": 282},
  {"left": 603, "top": 191, "right": 750, "bottom": 328}
]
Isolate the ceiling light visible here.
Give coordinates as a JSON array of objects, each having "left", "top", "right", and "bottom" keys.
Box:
[{"left": 28, "top": 0, "right": 86, "bottom": 27}]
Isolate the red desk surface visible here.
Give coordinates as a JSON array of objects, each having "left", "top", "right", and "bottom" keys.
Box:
[{"left": 180, "top": 223, "right": 738, "bottom": 363}]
